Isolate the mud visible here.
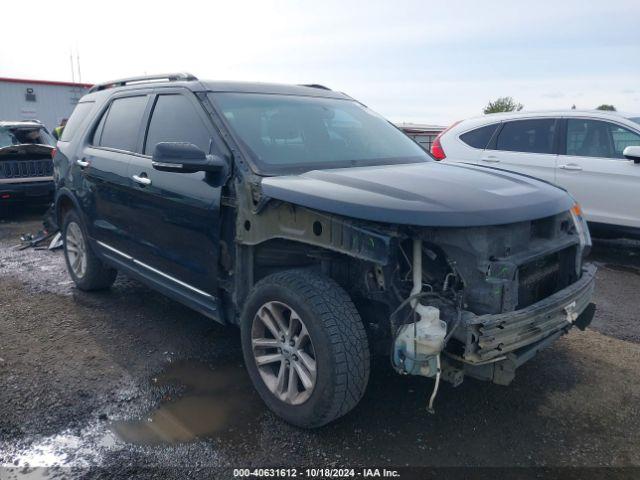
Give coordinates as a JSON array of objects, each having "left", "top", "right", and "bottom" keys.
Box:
[
  {"left": 1, "top": 206, "right": 640, "bottom": 478},
  {"left": 111, "top": 361, "right": 260, "bottom": 445}
]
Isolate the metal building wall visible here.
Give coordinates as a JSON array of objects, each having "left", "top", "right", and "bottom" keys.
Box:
[{"left": 0, "top": 80, "right": 91, "bottom": 132}]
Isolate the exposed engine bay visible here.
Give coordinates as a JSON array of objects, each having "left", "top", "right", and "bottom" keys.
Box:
[
  {"left": 384, "top": 209, "right": 595, "bottom": 409},
  {"left": 229, "top": 182, "right": 596, "bottom": 411}
]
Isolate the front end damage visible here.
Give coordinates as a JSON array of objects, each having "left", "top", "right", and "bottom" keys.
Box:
[
  {"left": 230, "top": 183, "right": 596, "bottom": 405},
  {"left": 450, "top": 265, "right": 595, "bottom": 385},
  {"left": 401, "top": 207, "right": 596, "bottom": 390}
]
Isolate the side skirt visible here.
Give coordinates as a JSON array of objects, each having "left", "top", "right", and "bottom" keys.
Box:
[{"left": 93, "top": 239, "right": 223, "bottom": 324}]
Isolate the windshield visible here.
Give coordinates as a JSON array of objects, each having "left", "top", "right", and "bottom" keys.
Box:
[
  {"left": 0, "top": 126, "right": 55, "bottom": 148},
  {"left": 209, "top": 93, "right": 430, "bottom": 174}
]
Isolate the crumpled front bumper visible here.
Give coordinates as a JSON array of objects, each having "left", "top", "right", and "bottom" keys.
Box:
[{"left": 446, "top": 263, "right": 596, "bottom": 385}]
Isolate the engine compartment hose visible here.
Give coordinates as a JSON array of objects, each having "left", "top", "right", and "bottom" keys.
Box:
[{"left": 427, "top": 354, "right": 441, "bottom": 414}]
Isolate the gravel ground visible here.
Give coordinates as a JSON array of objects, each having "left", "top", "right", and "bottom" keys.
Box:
[{"left": 1, "top": 206, "right": 639, "bottom": 478}]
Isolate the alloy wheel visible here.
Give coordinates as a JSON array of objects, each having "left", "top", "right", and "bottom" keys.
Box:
[
  {"left": 251, "top": 301, "right": 317, "bottom": 405},
  {"left": 65, "top": 222, "right": 87, "bottom": 278}
]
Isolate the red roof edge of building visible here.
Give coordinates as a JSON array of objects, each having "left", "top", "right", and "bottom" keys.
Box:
[{"left": 0, "top": 76, "right": 93, "bottom": 89}]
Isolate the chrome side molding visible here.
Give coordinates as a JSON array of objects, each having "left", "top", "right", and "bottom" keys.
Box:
[{"left": 96, "top": 240, "right": 212, "bottom": 298}]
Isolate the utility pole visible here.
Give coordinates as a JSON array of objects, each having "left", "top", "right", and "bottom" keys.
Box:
[
  {"left": 76, "top": 48, "right": 82, "bottom": 84},
  {"left": 69, "top": 50, "right": 75, "bottom": 84}
]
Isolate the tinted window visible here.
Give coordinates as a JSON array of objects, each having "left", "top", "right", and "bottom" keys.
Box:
[
  {"left": 610, "top": 124, "right": 640, "bottom": 158},
  {"left": 496, "top": 119, "right": 556, "bottom": 154},
  {"left": 144, "top": 95, "right": 211, "bottom": 155},
  {"left": 565, "top": 119, "right": 640, "bottom": 159},
  {"left": 460, "top": 124, "right": 499, "bottom": 149},
  {"left": 210, "top": 92, "right": 428, "bottom": 174},
  {"left": 60, "top": 102, "right": 94, "bottom": 142},
  {"left": 99, "top": 96, "right": 148, "bottom": 152}
]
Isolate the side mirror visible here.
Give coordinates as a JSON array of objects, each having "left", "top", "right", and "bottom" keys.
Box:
[
  {"left": 623, "top": 145, "right": 640, "bottom": 164},
  {"left": 151, "top": 142, "right": 226, "bottom": 173}
]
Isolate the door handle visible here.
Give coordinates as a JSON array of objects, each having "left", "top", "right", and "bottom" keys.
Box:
[
  {"left": 559, "top": 164, "right": 583, "bottom": 171},
  {"left": 76, "top": 158, "right": 90, "bottom": 168},
  {"left": 132, "top": 174, "right": 152, "bottom": 186},
  {"left": 481, "top": 156, "right": 500, "bottom": 163}
]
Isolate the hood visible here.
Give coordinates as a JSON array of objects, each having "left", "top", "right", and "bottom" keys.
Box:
[
  {"left": 261, "top": 162, "right": 573, "bottom": 227},
  {"left": 0, "top": 144, "right": 54, "bottom": 159}
]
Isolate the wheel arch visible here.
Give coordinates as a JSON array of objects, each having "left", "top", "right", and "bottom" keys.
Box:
[{"left": 54, "top": 188, "right": 82, "bottom": 227}]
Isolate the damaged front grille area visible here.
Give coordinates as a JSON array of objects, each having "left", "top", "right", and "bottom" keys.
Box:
[
  {"left": 517, "top": 246, "right": 577, "bottom": 309},
  {"left": 1, "top": 159, "right": 53, "bottom": 179},
  {"left": 416, "top": 210, "right": 593, "bottom": 366},
  {"left": 463, "top": 263, "right": 596, "bottom": 362},
  {"left": 420, "top": 211, "right": 582, "bottom": 316}
]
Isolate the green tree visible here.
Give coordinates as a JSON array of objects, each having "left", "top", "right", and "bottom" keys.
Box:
[
  {"left": 596, "top": 104, "right": 616, "bottom": 111},
  {"left": 483, "top": 97, "right": 523, "bottom": 114}
]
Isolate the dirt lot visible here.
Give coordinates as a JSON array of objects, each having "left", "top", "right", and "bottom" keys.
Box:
[{"left": 1, "top": 206, "right": 639, "bottom": 478}]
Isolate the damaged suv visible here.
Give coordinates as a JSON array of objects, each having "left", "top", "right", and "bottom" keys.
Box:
[
  {"left": 0, "top": 121, "right": 56, "bottom": 211},
  {"left": 53, "top": 74, "right": 596, "bottom": 427}
]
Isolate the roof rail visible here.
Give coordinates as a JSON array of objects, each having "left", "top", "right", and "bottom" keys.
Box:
[
  {"left": 88, "top": 72, "right": 198, "bottom": 93},
  {"left": 299, "top": 84, "right": 332, "bottom": 91}
]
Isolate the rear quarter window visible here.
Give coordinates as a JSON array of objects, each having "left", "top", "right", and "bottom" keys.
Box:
[
  {"left": 60, "top": 102, "right": 95, "bottom": 142},
  {"left": 459, "top": 124, "right": 499, "bottom": 149}
]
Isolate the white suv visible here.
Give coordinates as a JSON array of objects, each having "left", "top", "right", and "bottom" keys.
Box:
[{"left": 433, "top": 110, "right": 640, "bottom": 238}]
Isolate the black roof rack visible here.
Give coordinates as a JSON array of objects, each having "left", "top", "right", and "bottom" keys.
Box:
[
  {"left": 88, "top": 72, "right": 198, "bottom": 93},
  {"left": 299, "top": 84, "right": 332, "bottom": 91}
]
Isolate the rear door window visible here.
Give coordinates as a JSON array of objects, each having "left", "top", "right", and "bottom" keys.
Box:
[
  {"left": 98, "top": 96, "right": 148, "bottom": 152},
  {"left": 60, "top": 102, "right": 94, "bottom": 142},
  {"left": 496, "top": 119, "right": 556, "bottom": 154},
  {"left": 144, "top": 94, "right": 211, "bottom": 155},
  {"left": 460, "top": 124, "right": 499, "bottom": 149}
]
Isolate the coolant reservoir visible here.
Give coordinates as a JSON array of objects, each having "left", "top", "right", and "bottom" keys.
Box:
[{"left": 393, "top": 306, "right": 447, "bottom": 377}]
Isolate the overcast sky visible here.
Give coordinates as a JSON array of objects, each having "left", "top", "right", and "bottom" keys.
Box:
[{"left": 1, "top": 0, "right": 638, "bottom": 125}]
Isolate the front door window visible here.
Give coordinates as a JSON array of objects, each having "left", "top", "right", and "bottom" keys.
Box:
[{"left": 566, "top": 119, "right": 640, "bottom": 159}]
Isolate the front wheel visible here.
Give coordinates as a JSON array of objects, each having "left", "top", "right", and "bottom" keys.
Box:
[{"left": 240, "top": 269, "right": 370, "bottom": 428}]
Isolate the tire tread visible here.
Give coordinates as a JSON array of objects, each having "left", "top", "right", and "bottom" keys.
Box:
[{"left": 250, "top": 269, "right": 370, "bottom": 427}]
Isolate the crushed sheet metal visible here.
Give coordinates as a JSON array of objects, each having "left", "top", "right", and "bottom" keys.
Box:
[{"left": 237, "top": 197, "right": 393, "bottom": 265}]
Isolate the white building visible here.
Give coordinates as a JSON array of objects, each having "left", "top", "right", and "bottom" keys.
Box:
[
  {"left": 395, "top": 122, "right": 446, "bottom": 152},
  {"left": 0, "top": 77, "right": 92, "bottom": 132}
]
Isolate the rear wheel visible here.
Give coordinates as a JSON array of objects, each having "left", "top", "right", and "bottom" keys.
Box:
[
  {"left": 240, "top": 269, "right": 370, "bottom": 428},
  {"left": 63, "top": 210, "right": 117, "bottom": 291}
]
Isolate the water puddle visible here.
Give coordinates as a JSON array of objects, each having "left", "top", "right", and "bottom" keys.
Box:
[
  {"left": 1, "top": 425, "right": 118, "bottom": 480},
  {"left": 111, "top": 360, "right": 261, "bottom": 445}
]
